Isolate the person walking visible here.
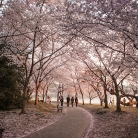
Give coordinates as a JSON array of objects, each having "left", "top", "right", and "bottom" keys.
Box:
[
  {"left": 60, "top": 96, "right": 64, "bottom": 106},
  {"left": 109, "top": 97, "right": 112, "bottom": 105},
  {"left": 112, "top": 98, "right": 114, "bottom": 106},
  {"left": 123, "top": 98, "right": 126, "bottom": 107},
  {"left": 75, "top": 97, "right": 78, "bottom": 107},
  {"left": 48, "top": 96, "right": 51, "bottom": 104},
  {"left": 66, "top": 95, "right": 70, "bottom": 107},
  {"left": 71, "top": 97, "right": 74, "bottom": 107}
]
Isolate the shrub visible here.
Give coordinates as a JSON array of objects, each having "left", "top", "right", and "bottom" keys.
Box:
[{"left": 0, "top": 56, "right": 23, "bottom": 109}]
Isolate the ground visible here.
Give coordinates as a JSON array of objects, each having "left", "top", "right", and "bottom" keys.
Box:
[
  {"left": 0, "top": 102, "right": 138, "bottom": 138},
  {"left": 80, "top": 104, "right": 138, "bottom": 138},
  {"left": 0, "top": 102, "right": 63, "bottom": 138}
]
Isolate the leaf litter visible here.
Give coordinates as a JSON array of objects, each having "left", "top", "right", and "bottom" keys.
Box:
[
  {"left": 80, "top": 104, "right": 138, "bottom": 138},
  {"left": 0, "top": 102, "right": 63, "bottom": 138}
]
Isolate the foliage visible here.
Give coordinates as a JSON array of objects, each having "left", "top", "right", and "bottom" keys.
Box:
[{"left": 0, "top": 47, "right": 23, "bottom": 109}]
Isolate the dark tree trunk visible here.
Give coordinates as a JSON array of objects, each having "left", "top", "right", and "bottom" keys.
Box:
[
  {"left": 34, "top": 90, "right": 39, "bottom": 105},
  {"left": 100, "top": 100, "right": 103, "bottom": 106},
  {"left": 112, "top": 75, "right": 121, "bottom": 112},
  {"left": 21, "top": 88, "right": 28, "bottom": 114},
  {"left": 21, "top": 81, "right": 29, "bottom": 114},
  {"left": 90, "top": 98, "right": 92, "bottom": 105},
  {"left": 104, "top": 92, "right": 108, "bottom": 108},
  {"left": 135, "top": 97, "right": 138, "bottom": 108},
  {"left": 57, "top": 92, "right": 60, "bottom": 101},
  {"left": 81, "top": 92, "right": 84, "bottom": 105},
  {"left": 116, "top": 94, "right": 121, "bottom": 112},
  {"left": 103, "top": 83, "right": 108, "bottom": 108}
]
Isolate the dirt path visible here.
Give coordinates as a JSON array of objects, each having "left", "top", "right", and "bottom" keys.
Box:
[{"left": 24, "top": 106, "right": 91, "bottom": 138}]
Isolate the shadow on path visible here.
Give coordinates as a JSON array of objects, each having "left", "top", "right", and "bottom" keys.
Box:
[{"left": 24, "top": 106, "right": 91, "bottom": 138}]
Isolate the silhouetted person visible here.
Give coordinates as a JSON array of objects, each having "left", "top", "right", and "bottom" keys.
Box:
[
  {"left": 66, "top": 95, "right": 70, "bottom": 107},
  {"left": 123, "top": 98, "right": 126, "bottom": 107},
  {"left": 60, "top": 96, "right": 64, "bottom": 106},
  {"left": 48, "top": 96, "right": 51, "bottom": 104},
  {"left": 71, "top": 97, "right": 74, "bottom": 107},
  {"left": 109, "top": 97, "right": 112, "bottom": 105},
  {"left": 75, "top": 97, "right": 78, "bottom": 107},
  {"left": 112, "top": 98, "right": 114, "bottom": 106}
]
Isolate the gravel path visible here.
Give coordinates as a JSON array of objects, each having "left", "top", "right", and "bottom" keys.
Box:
[{"left": 24, "top": 106, "right": 91, "bottom": 138}]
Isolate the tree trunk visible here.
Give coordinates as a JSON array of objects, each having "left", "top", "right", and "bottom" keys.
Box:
[
  {"left": 61, "top": 83, "right": 64, "bottom": 96},
  {"left": 135, "top": 97, "right": 138, "bottom": 108},
  {"left": 100, "top": 100, "right": 103, "bottom": 106},
  {"left": 81, "top": 92, "right": 84, "bottom": 105},
  {"left": 57, "top": 93, "right": 59, "bottom": 101},
  {"left": 34, "top": 89, "right": 39, "bottom": 105},
  {"left": 104, "top": 92, "right": 108, "bottom": 108},
  {"left": 112, "top": 75, "right": 121, "bottom": 112},
  {"left": 90, "top": 98, "right": 92, "bottom": 105},
  {"left": 42, "top": 90, "right": 45, "bottom": 103},
  {"left": 21, "top": 83, "right": 28, "bottom": 114},
  {"left": 116, "top": 94, "right": 121, "bottom": 112},
  {"left": 89, "top": 93, "right": 91, "bottom": 105},
  {"left": 136, "top": 101, "right": 138, "bottom": 108},
  {"left": 45, "top": 90, "right": 48, "bottom": 103},
  {"left": 103, "top": 83, "right": 108, "bottom": 108},
  {"left": 27, "top": 87, "right": 30, "bottom": 104}
]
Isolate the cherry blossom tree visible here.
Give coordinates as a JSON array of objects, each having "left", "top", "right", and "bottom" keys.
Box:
[
  {"left": 1, "top": 0, "right": 138, "bottom": 113},
  {"left": 60, "top": 0, "right": 138, "bottom": 111},
  {"left": 0, "top": 0, "right": 74, "bottom": 113}
]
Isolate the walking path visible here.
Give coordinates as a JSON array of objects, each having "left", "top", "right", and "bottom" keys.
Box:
[{"left": 24, "top": 105, "right": 92, "bottom": 138}]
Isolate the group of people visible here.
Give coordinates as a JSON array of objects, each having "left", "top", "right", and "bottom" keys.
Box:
[
  {"left": 66, "top": 95, "right": 78, "bottom": 107},
  {"left": 109, "top": 97, "right": 114, "bottom": 106},
  {"left": 59, "top": 95, "right": 78, "bottom": 107},
  {"left": 48, "top": 96, "right": 51, "bottom": 104}
]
